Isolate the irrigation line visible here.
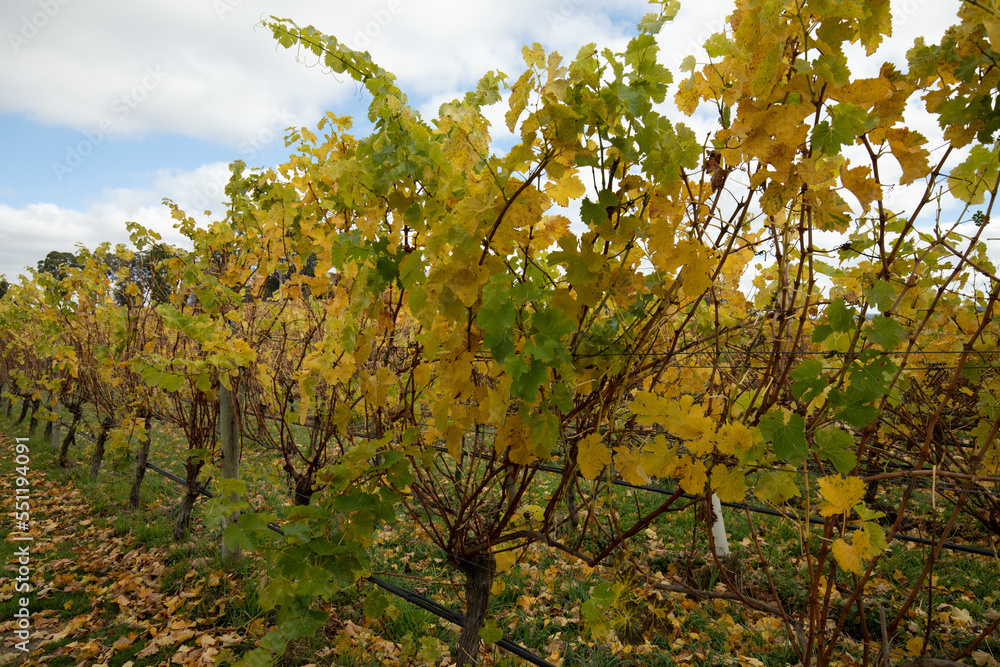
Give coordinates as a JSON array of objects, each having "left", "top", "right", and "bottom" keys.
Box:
[
  {"left": 49, "top": 419, "right": 557, "bottom": 667},
  {"left": 365, "top": 576, "right": 558, "bottom": 667},
  {"left": 38, "top": 414, "right": 1000, "bottom": 659}
]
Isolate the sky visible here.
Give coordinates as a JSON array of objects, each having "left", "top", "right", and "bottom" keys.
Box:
[{"left": 0, "top": 0, "right": 966, "bottom": 284}]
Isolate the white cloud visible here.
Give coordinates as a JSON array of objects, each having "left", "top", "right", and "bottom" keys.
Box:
[
  {"left": 0, "top": 199, "right": 171, "bottom": 281},
  {"left": 2, "top": 0, "right": 993, "bottom": 286},
  {"left": 1, "top": 0, "right": 650, "bottom": 148},
  {"left": 0, "top": 162, "right": 247, "bottom": 281}
]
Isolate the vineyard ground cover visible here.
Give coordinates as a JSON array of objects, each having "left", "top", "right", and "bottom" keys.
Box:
[
  {"left": 40, "top": 396, "right": 313, "bottom": 518},
  {"left": 0, "top": 412, "right": 272, "bottom": 666},
  {"left": 5, "top": 400, "right": 1000, "bottom": 665}
]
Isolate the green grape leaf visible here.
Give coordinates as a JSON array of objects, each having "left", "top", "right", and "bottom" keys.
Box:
[
  {"left": 790, "top": 360, "right": 828, "bottom": 401},
  {"left": 477, "top": 279, "right": 517, "bottom": 363},
  {"left": 755, "top": 470, "right": 801, "bottom": 504},
  {"left": 866, "top": 315, "right": 907, "bottom": 349},
  {"left": 828, "top": 387, "right": 879, "bottom": 427},
  {"left": 811, "top": 103, "right": 877, "bottom": 155},
  {"left": 812, "top": 323, "right": 834, "bottom": 343},
  {"left": 814, "top": 426, "right": 857, "bottom": 474},
  {"left": 827, "top": 297, "right": 857, "bottom": 332},
  {"left": 948, "top": 144, "right": 1000, "bottom": 204},
  {"left": 363, "top": 589, "right": 397, "bottom": 621},
  {"left": 581, "top": 582, "right": 619, "bottom": 622},
  {"left": 758, "top": 409, "right": 808, "bottom": 465},
  {"left": 479, "top": 619, "right": 503, "bottom": 644},
  {"left": 865, "top": 280, "right": 896, "bottom": 312}
]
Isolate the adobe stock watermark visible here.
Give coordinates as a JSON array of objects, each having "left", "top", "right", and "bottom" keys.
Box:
[
  {"left": 664, "top": 10, "right": 731, "bottom": 73},
  {"left": 8, "top": 0, "right": 73, "bottom": 53},
  {"left": 182, "top": 108, "right": 295, "bottom": 213},
  {"left": 894, "top": 0, "right": 933, "bottom": 28},
  {"left": 188, "top": 175, "right": 228, "bottom": 215},
  {"left": 51, "top": 65, "right": 168, "bottom": 182},
  {"left": 213, "top": 0, "right": 242, "bottom": 20},
  {"left": 544, "top": 0, "right": 585, "bottom": 28},
  {"left": 238, "top": 108, "right": 295, "bottom": 161},
  {"left": 214, "top": 0, "right": 402, "bottom": 50},
  {"left": 10, "top": 437, "right": 33, "bottom": 653},
  {"left": 343, "top": 1, "right": 403, "bottom": 52}
]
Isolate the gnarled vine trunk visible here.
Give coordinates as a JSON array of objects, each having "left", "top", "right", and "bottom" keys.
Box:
[
  {"left": 59, "top": 406, "right": 82, "bottom": 468},
  {"left": 174, "top": 456, "right": 206, "bottom": 540},
  {"left": 173, "top": 482, "right": 203, "bottom": 540},
  {"left": 454, "top": 552, "right": 495, "bottom": 666},
  {"left": 15, "top": 394, "right": 30, "bottom": 425},
  {"left": 89, "top": 416, "right": 114, "bottom": 481},
  {"left": 219, "top": 381, "right": 242, "bottom": 561},
  {"left": 292, "top": 469, "right": 316, "bottom": 506},
  {"left": 27, "top": 399, "right": 41, "bottom": 435}
]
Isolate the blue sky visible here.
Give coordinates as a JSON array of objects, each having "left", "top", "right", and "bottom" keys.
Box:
[{"left": 0, "top": 0, "right": 963, "bottom": 282}]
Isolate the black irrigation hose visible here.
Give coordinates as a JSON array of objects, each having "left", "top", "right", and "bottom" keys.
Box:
[
  {"left": 366, "top": 575, "right": 559, "bottom": 667},
  {"left": 36, "top": 407, "right": 1000, "bottom": 658},
  {"left": 52, "top": 419, "right": 557, "bottom": 666}
]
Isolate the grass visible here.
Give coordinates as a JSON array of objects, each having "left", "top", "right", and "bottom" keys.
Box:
[
  {"left": 0, "top": 406, "right": 271, "bottom": 666},
  {"left": 2, "top": 395, "right": 999, "bottom": 667}
]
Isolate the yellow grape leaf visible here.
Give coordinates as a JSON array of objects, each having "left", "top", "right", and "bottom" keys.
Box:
[
  {"left": 630, "top": 390, "right": 668, "bottom": 427},
  {"left": 491, "top": 578, "right": 506, "bottom": 595},
  {"left": 714, "top": 422, "right": 753, "bottom": 456},
  {"left": 830, "top": 77, "right": 893, "bottom": 110},
  {"left": 678, "top": 456, "right": 707, "bottom": 495},
  {"left": 450, "top": 263, "right": 484, "bottom": 308},
  {"left": 817, "top": 475, "right": 865, "bottom": 517},
  {"left": 985, "top": 15, "right": 1000, "bottom": 53},
  {"left": 832, "top": 537, "right": 863, "bottom": 575},
  {"left": 522, "top": 42, "right": 545, "bottom": 68},
  {"left": 506, "top": 69, "right": 533, "bottom": 133},
  {"left": 647, "top": 221, "right": 678, "bottom": 273},
  {"left": 796, "top": 157, "right": 821, "bottom": 186},
  {"left": 905, "top": 637, "right": 925, "bottom": 656},
  {"left": 675, "top": 72, "right": 708, "bottom": 116},
  {"left": 532, "top": 215, "right": 571, "bottom": 248},
  {"left": 443, "top": 130, "right": 476, "bottom": 173},
  {"left": 495, "top": 414, "right": 534, "bottom": 464},
  {"left": 640, "top": 437, "right": 676, "bottom": 479},
  {"left": 950, "top": 607, "right": 973, "bottom": 626},
  {"left": 665, "top": 394, "right": 716, "bottom": 443},
  {"left": 676, "top": 239, "right": 713, "bottom": 296},
  {"left": 832, "top": 525, "right": 884, "bottom": 576},
  {"left": 886, "top": 128, "right": 930, "bottom": 185},
  {"left": 547, "top": 172, "right": 586, "bottom": 207},
  {"left": 614, "top": 446, "right": 650, "bottom": 487},
  {"left": 446, "top": 425, "right": 464, "bottom": 460},
  {"left": 494, "top": 550, "right": 517, "bottom": 574},
  {"left": 710, "top": 466, "right": 747, "bottom": 503},
  {"left": 577, "top": 433, "right": 611, "bottom": 480},
  {"left": 751, "top": 41, "right": 784, "bottom": 101},
  {"left": 840, "top": 163, "right": 882, "bottom": 213},
  {"left": 510, "top": 443, "right": 534, "bottom": 465}
]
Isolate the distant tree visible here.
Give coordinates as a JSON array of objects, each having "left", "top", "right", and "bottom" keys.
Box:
[
  {"left": 110, "top": 243, "right": 176, "bottom": 306},
  {"left": 0, "top": 279, "right": 8, "bottom": 300},
  {"left": 36, "top": 251, "right": 82, "bottom": 282}
]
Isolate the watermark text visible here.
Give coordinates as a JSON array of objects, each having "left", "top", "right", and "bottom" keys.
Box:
[{"left": 10, "top": 437, "right": 33, "bottom": 652}]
